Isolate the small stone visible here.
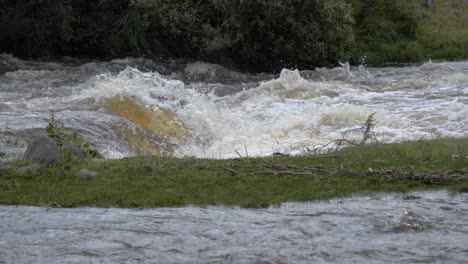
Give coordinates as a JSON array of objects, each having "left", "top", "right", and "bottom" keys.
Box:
[
  {"left": 17, "top": 164, "right": 42, "bottom": 176},
  {"left": 368, "top": 167, "right": 374, "bottom": 173},
  {"left": 75, "top": 169, "right": 98, "bottom": 177}
]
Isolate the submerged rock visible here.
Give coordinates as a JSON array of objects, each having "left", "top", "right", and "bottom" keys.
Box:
[
  {"left": 23, "top": 136, "right": 61, "bottom": 166},
  {"left": 184, "top": 61, "right": 248, "bottom": 83},
  {"left": 105, "top": 96, "right": 191, "bottom": 139},
  {"left": 75, "top": 169, "right": 98, "bottom": 177},
  {"left": 105, "top": 95, "right": 194, "bottom": 155}
]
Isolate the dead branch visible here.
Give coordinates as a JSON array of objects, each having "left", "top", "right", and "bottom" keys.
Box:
[
  {"left": 361, "top": 112, "right": 377, "bottom": 144},
  {"left": 305, "top": 112, "right": 378, "bottom": 155},
  {"left": 217, "top": 160, "right": 468, "bottom": 185},
  {"left": 367, "top": 168, "right": 468, "bottom": 185}
]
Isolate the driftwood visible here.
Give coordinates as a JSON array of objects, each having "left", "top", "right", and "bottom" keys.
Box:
[
  {"left": 367, "top": 168, "right": 468, "bottom": 185},
  {"left": 218, "top": 160, "right": 468, "bottom": 185},
  {"left": 305, "top": 112, "right": 377, "bottom": 155}
]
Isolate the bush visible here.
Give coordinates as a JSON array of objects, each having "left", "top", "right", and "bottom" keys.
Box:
[
  {"left": 0, "top": 1, "right": 72, "bottom": 57},
  {"left": 0, "top": 0, "right": 129, "bottom": 58},
  {"left": 0, "top": 0, "right": 354, "bottom": 70},
  {"left": 133, "top": 0, "right": 354, "bottom": 71},
  {"left": 349, "top": 0, "right": 421, "bottom": 64},
  {"left": 5, "top": 0, "right": 464, "bottom": 70}
]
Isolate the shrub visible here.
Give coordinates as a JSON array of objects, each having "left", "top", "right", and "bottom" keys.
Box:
[
  {"left": 4, "top": 0, "right": 464, "bottom": 69},
  {"left": 0, "top": 0, "right": 129, "bottom": 58},
  {"left": 0, "top": 1, "right": 73, "bottom": 57},
  {"left": 349, "top": 0, "right": 421, "bottom": 64},
  {"left": 133, "top": 0, "right": 354, "bottom": 71}
]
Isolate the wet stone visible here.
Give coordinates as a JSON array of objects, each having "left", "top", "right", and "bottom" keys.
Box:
[{"left": 75, "top": 169, "right": 98, "bottom": 177}]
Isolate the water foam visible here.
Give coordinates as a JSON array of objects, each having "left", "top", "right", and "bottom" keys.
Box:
[
  {"left": 74, "top": 63, "right": 468, "bottom": 158},
  {"left": 1, "top": 57, "right": 467, "bottom": 159}
]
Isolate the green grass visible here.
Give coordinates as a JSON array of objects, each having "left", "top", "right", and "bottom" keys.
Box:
[
  {"left": 353, "top": 0, "right": 468, "bottom": 65},
  {"left": 0, "top": 138, "right": 467, "bottom": 208},
  {"left": 416, "top": 0, "right": 468, "bottom": 61}
]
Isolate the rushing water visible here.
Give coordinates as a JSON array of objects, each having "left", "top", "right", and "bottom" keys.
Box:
[
  {"left": 1, "top": 191, "right": 468, "bottom": 263},
  {"left": 1, "top": 54, "right": 467, "bottom": 160},
  {"left": 1, "top": 58, "right": 467, "bottom": 262}
]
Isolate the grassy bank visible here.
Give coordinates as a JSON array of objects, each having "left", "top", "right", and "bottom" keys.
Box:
[{"left": 0, "top": 138, "right": 467, "bottom": 208}]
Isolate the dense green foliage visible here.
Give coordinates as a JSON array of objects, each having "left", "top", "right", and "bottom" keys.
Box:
[
  {"left": 416, "top": 0, "right": 468, "bottom": 61},
  {"left": 1, "top": 138, "right": 466, "bottom": 208},
  {"left": 0, "top": 0, "right": 467, "bottom": 70},
  {"left": 132, "top": 0, "right": 354, "bottom": 70},
  {"left": 348, "top": 0, "right": 423, "bottom": 64},
  {"left": 0, "top": 0, "right": 128, "bottom": 58},
  {"left": 349, "top": 0, "right": 468, "bottom": 64}
]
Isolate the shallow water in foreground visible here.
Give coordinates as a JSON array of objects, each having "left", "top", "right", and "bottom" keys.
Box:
[{"left": 1, "top": 191, "right": 467, "bottom": 263}]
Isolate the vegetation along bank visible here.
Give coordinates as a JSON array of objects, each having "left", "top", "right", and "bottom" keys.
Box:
[{"left": 1, "top": 0, "right": 467, "bottom": 71}]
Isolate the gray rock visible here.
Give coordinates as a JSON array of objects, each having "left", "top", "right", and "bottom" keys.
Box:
[
  {"left": 442, "top": 0, "right": 468, "bottom": 8},
  {"left": 419, "top": 0, "right": 435, "bottom": 9},
  {"left": 23, "top": 136, "right": 61, "bottom": 166},
  {"left": 75, "top": 169, "right": 98, "bottom": 177},
  {"left": 60, "top": 143, "right": 85, "bottom": 161},
  {"left": 17, "top": 164, "right": 42, "bottom": 176}
]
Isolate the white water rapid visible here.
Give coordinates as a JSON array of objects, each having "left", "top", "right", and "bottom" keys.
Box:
[{"left": 0, "top": 55, "right": 467, "bottom": 160}]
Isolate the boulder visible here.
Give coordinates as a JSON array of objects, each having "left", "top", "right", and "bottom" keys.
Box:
[{"left": 23, "top": 136, "right": 61, "bottom": 166}]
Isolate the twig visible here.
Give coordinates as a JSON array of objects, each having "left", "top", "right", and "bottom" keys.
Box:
[
  {"left": 367, "top": 168, "right": 468, "bottom": 184},
  {"left": 305, "top": 112, "right": 378, "bottom": 155},
  {"left": 218, "top": 165, "right": 240, "bottom": 177}
]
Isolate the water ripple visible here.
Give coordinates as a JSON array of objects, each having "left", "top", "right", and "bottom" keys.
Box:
[{"left": 1, "top": 191, "right": 468, "bottom": 263}]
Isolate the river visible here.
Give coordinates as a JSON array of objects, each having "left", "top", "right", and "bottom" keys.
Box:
[
  {"left": 0, "top": 55, "right": 467, "bottom": 160},
  {"left": 1, "top": 191, "right": 468, "bottom": 263},
  {"left": 1, "top": 56, "right": 467, "bottom": 263}
]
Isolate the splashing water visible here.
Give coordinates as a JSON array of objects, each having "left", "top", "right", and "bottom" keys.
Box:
[{"left": 1, "top": 55, "right": 467, "bottom": 159}]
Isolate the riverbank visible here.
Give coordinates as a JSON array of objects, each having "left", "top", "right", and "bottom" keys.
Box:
[
  {"left": 1, "top": 0, "right": 467, "bottom": 71},
  {"left": 1, "top": 138, "right": 466, "bottom": 208}
]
